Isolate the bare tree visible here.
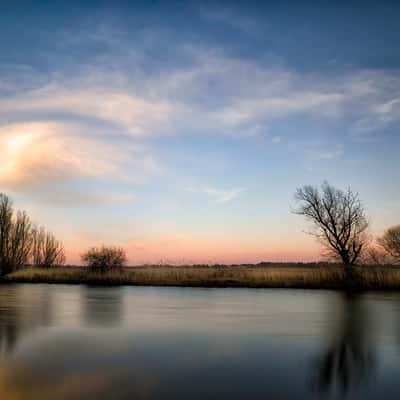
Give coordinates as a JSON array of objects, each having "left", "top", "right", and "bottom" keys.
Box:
[
  {"left": 0, "top": 193, "right": 65, "bottom": 274},
  {"left": 31, "top": 225, "right": 65, "bottom": 268},
  {"left": 0, "top": 194, "right": 13, "bottom": 274},
  {"left": 8, "top": 211, "right": 33, "bottom": 270},
  {"left": 0, "top": 195, "right": 33, "bottom": 274},
  {"left": 378, "top": 225, "right": 400, "bottom": 264},
  {"left": 293, "top": 182, "right": 369, "bottom": 266},
  {"left": 81, "top": 246, "right": 127, "bottom": 273},
  {"left": 362, "top": 246, "right": 391, "bottom": 266}
]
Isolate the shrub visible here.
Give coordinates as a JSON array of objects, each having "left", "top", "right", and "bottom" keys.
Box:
[
  {"left": 378, "top": 225, "right": 400, "bottom": 264},
  {"left": 81, "top": 246, "right": 127, "bottom": 272}
]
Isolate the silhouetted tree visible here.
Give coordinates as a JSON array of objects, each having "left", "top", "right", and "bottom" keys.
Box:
[
  {"left": 0, "top": 194, "right": 14, "bottom": 275},
  {"left": 362, "top": 245, "right": 390, "bottom": 266},
  {"left": 0, "top": 193, "right": 65, "bottom": 274},
  {"left": 9, "top": 211, "right": 33, "bottom": 269},
  {"left": 31, "top": 225, "right": 66, "bottom": 268},
  {"left": 378, "top": 225, "right": 400, "bottom": 264},
  {"left": 81, "top": 246, "right": 127, "bottom": 272},
  {"left": 294, "top": 182, "right": 369, "bottom": 266},
  {"left": 0, "top": 195, "right": 33, "bottom": 274}
]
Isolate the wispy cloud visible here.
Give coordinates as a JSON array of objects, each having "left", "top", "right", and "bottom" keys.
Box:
[
  {"left": 204, "top": 187, "right": 245, "bottom": 203},
  {"left": 143, "top": 47, "right": 400, "bottom": 139},
  {"left": 30, "top": 188, "right": 135, "bottom": 207},
  {"left": 312, "top": 148, "right": 344, "bottom": 161},
  {"left": 183, "top": 185, "right": 244, "bottom": 203},
  {"left": 1, "top": 20, "right": 400, "bottom": 208},
  {"left": 0, "top": 83, "right": 177, "bottom": 137},
  {"left": 3, "top": 39, "right": 400, "bottom": 141},
  {"left": 214, "top": 91, "right": 344, "bottom": 130},
  {"left": 287, "top": 140, "right": 345, "bottom": 170}
]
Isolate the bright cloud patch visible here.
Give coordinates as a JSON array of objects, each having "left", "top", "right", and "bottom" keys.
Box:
[{"left": 0, "top": 122, "right": 160, "bottom": 194}]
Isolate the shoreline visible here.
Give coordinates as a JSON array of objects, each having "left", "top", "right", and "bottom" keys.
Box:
[{"left": 1, "top": 265, "right": 400, "bottom": 291}]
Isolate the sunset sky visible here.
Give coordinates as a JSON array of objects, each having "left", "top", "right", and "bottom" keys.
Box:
[{"left": 1, "top": 1, "right": 399, "bottom": 264}]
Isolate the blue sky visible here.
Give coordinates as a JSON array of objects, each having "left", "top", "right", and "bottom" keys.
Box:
[{"left": 0, "top": 1, "right": 399, "bottom": 263}]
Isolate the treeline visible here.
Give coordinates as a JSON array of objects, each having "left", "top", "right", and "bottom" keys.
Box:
[
  {"left": 0, "top": 193, "right": 65, "bottom": 276},
  {"left": 1, "top": 182, "right": 399, "bottom": 278}
]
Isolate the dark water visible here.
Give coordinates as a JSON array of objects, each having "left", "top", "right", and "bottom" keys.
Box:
[{"left": 0, "top": 285, "right": 400, "bottom": 399}]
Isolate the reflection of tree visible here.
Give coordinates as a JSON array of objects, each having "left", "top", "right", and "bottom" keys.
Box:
[
  {"left": 82, "top": 287, "right": 122, "bottom": 327},
  {"left": 0, "top": 286, "right": 52, "bottom": 357},
  {"left": 0, "top": 318, "right": 18, "bottom": 356},
  {"left": 313, "top": 293, "right": 375, "bottom": 397}
]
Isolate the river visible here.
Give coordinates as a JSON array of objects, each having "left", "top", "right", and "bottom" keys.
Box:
[{"left": 0, "top": 284, "right": 399, "bottom": 399}]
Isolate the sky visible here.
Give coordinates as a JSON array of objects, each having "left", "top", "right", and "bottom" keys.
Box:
[{"left": 0, "top": 0, "right": 399, "bottom": 264}]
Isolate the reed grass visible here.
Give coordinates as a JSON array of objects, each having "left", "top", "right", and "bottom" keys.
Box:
[{"left": 2, "top": 265, "right": 400, "bottom": 290}]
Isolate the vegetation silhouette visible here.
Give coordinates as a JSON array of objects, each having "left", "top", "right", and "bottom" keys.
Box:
[
  {"left": 4, "top": 264, "right": 400, "bottom": 290},
  {"left": 0, "top": 193, "right": 64, "bottom": 276},
  {"left": 378, "top": 225, "right": 400, "bottom": 264},
  {"left": 81, "top": 246, "right": 127, "bottom": 273},
  {"left": 294, "top": 182, "right": 369, "bottom": 266},
  {"left": 0, "top": 182, "right": 399, "bottom": 289}
]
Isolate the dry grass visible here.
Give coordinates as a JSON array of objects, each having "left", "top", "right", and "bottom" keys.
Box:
[{"left": 2, "top": 265, "right": 400, "bottom": 290}]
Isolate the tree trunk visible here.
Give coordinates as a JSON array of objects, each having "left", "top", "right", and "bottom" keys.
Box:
[{"left": 340, "top": 251, "right": 351, "bottom": 266}]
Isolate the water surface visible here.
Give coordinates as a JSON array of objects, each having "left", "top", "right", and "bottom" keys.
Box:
[{"left": 1, "top": 284, "right": 400, "bottom": 399}]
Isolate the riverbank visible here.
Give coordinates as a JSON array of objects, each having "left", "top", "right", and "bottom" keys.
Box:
[{"left": 1, "top": 265, "right": 400, "bottom": 290}]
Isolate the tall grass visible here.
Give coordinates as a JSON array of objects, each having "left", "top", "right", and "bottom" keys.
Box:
[{"left": 2, "top": 265, "right": 400, "bottom": 290}]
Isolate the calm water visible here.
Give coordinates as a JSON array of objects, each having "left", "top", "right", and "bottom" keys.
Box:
[{"left": 0, "top": 284, "right": 400, "bottom": 399}]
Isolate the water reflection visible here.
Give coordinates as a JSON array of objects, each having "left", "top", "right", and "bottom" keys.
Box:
[
  {"left": 0, "top": 285, "right": 52, "bottom": 356},
  {"left": 0, "top": 285, "right": 398, "bottom": 399},
  {"left": 82, "top": 286, "right": 122, "bottom": 327},
  {"left": 313, "top": 293, "right": 375, "bottom": 397},
  {"left": 0, "top": 313, "right": 17, "bottom": 355}
]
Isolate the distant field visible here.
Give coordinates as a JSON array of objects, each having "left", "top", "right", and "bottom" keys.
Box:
[{"left": 2, "top": 265, "right": 400, "bottom": 290}]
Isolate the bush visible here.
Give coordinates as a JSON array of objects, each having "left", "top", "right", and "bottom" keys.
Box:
[
  {"left": 378, "top": 225, "right": 400, "bottom": 264},
  {"left": 81, "top": 246, "right": 127, "bottom": 272}
]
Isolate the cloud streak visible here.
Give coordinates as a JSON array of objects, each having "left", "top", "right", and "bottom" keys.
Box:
[
  {"left": 203, "top": 187, "right": 244, "bottom": 203},
  {"left": 0, "top": 83, "right": 177, "bottom": 137},
  {"left": 1, "top": 20, "right": 399, "bottom": 208},
  {"left": 183, "top": 185, "right": 244, "bottom": 203},
  {"left": 3, "top": 41, "right": 400, "bottom": 143}
]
